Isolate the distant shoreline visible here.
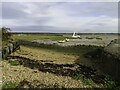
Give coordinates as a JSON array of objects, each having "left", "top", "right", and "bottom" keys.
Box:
[{"left": 11, "top": 32, "right": 119, "bottom": 35}]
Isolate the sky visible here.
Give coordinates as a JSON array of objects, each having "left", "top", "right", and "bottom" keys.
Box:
[{"left": 1, "top": 1, "right": 119, "bottom": 33}]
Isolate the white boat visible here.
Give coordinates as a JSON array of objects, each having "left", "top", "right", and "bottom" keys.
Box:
[
  {"left": 65, "top": 38, "right": 69, "bottom": 42},
  {"left": 72, "top": 32, "right": 80, "bottom": 38},
  {"left": 58, "top": 40, "right": 65, "bottom": 43}
]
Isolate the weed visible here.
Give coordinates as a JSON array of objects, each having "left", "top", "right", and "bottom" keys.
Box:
[
  {"left": 103, "top": 76, "right": 119, "bottom": 89},
  {"left": 8, "top": 60, "right": 20, "bottom": 66},
  {"left": 2, "top": 81, "right": 17, "bottom": 89},
  {"left": 13, "top": 34, "right": 71, "bottom": 41},
  {"left": 72, "top": 73, "right": 84, "bottom": 80},
  {"left": 83, "top": 78, "right": 95, "bottom": 85},
  {"left": 72, "top": 73, "right": 95, "bottom": 85}
]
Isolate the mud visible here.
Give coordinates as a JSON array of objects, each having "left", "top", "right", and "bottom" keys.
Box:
[{"left": 7, "top": 56, "right": 106, "bottom": 84}]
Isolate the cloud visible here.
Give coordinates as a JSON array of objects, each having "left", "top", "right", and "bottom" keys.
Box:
[
  {"left": 2, "top": 2, "right": 29, "bottom": 19},
  {"left": 11, "top": 25, "right": 71, "bottom": 33},
  {"left": 2, "top": 2, "right": 118, "bottom": 33},
  {"left": 1, "top": 0, "right": 120, "bottom": 2},
  {"left": 62, "top": 2, "right": 118, "bottom": 18}
]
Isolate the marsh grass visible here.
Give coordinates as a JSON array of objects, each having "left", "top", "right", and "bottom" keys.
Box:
[
  {"left": 72, "top": 73, "right": 95, "bottom": 86},
  {"left": 8, "top": 60, "right": 20, "bottom": 66},
  {"left": 72, "top": 73, "right": 120, "bottom": 89},
  {"left": 26, "top": 44, "right": 98, "bottom": 56},
  {"left": 103, "top": 76, "right": 119, "bottom": 89},
  {"left": 2, "top": 34, "right": 119, "bottom": 88},
  {"left": 83, "top": 78, "right": 95, "bottom": 85},
  {"left": 72, "top": 73, "right": 84, "bottom": 80},
  {"left": 13, "top": 34, "right": 71, "bottom": 41},
  {"left": 19, "top": 39, "right": 101, "bottom": 56},
  {"left": 2, "top": 81, "right": 17, "bottom": 89}
]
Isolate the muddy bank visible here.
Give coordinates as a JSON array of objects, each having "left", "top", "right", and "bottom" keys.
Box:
[
  {"left": 18, "top": 39, "right": 104, "bottom": 47},
  {"left": 18, "top": 40, "right": 102, "bottom": 56},
  {"left": 18, "top": 39, "right": 120, "bottom": 82},
  {"left": 7, "top": 55, "right": 106, "bottom": 85},
  {"left": 85, "top": 48, "right": 120, "bottom": 82}
]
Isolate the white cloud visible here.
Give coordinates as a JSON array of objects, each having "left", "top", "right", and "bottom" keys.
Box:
[
  {"left": 1, "top": 2, "right": 118, "bottom": 33},
  {"left": 1, "top": 0, "right": 119, "bottom": 2},
  {"left": 45, "top": 16, "right": 118, "bottom": 33}
]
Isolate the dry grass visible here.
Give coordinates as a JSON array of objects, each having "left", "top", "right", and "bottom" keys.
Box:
[
  {"left": 2, "top": 46, "right": 104, "bottom": 88},
  {"left": 12, "top": 46, "right": 78, "bottom": 64},
  {"left": 2, "top": 60, "right": 89, "bottom": 88}
]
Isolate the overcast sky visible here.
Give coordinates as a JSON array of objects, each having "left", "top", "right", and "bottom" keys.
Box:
[{"left": 1, "top": 2, "right": 118, "bottom": 33}]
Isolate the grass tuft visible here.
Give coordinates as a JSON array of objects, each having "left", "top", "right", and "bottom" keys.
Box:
[
  {"left": 83, "top": 78, "right": 94, "bottom": 85},
  {"left": 72, "top": 73, "right": 95, "bottom": 85},
  {"left": 104, "top": 76, "right": 117, "bottom": 89},
  {"left": 2, "top": 81, "right": 17, "bottom": 89},
  {"left": 72, "top": 73, "right": 84, "bottom": 80},
  {"left": 8, "top": 60, "right": 20, "bottom": 66}
]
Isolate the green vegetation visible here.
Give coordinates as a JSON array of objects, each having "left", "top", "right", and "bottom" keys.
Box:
[
  {"left": 72, "top": 73, "right": 120, "bottom": 89},
  {"left": 83, "top": 78, "right": 95, "bottom": 85},
  {"left": 2, "top": 81, "right": 17, "bottom": 89},
  {"left": 2, "top": 33, "right": 119, "bottom": 88},
  {"left": 2, "top": 44, "right": 120, "bottom": 89},
  {"left": 72, "top": 73, "right": 84, "bottom": 80},
  {"left": 103, "top": 76, "right": 120, "bottom": 90},
  {"left": 72, "top": 73, "right": 95, "bottom": 86},
  {"left": 12, "top": 33, "right": 118, "bottom": 47},
  {"left": 8, "top": 60, "right": 20, "bottom": 66},
  {"left": 2, "top": 27, "right": 12, "bottom": 41},
  {"left": 1, "top": 27, "right": 13, "bottom": 48},
  {"left": 20, "top": 41, "right": 99, "bottom": 56},
  {"left": 13, "top": 34, "right": 71, "bottom": 41}
]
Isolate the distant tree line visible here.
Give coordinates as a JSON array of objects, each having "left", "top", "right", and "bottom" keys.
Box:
[{"left": 11, "top": 32, "right": 119, "bottom": 35}]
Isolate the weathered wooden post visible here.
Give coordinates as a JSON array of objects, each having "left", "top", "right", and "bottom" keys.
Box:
[
  {"left": 2, "top": 49, "right": 5, "bottom": 59},
  {"left": 16, "top": 41, "right": 20, "bottom": 51},
  {"left": 8, "top": 45, "right": 11, "bottom": 54},
  {"left": 0, "top": 50, "right": 2, "bottom": 60},
  {"left": 12, "top": 42, "right": 15, "bottom": 52},
  {"left": 9, "top": 43, "right": 14, "bottom": 54},
  {"left": 6, "top": 47, "right": 10, "bottom": 59},
  {"left": 2, "top": 47, "right": 8, "bottom": 59},
  {"left": 2, "top": 41, "right": 21, "bottom": 59}
]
